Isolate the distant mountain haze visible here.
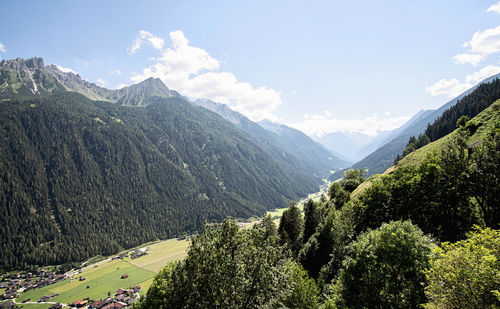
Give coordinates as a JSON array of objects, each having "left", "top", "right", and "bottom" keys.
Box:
[
  {"left": 194, "top": 98, "right": 350, "bottom": 179},
  {"left": 338, "top": 72, "right": 500, "bottom": 178},
  {"left": 312, "top": 131, "right": 393, "bottom": 163}
]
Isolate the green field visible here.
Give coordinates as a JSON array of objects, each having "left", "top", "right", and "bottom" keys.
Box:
[
  {"left": 16, "top": 238, "right": 189, "bottom": 305},
  {"left": 18, "top": 260, "right": 153, "bottom": 304},
  {"left": 13, "top": 303, "right": 52, "bottom": 309},
  {"left": 128, "top": 239, "right": 189, "bottom": 273}
]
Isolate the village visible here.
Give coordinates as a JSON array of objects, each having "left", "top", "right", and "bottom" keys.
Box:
[{"left": 0, "top": 249, "right": 149, "bottom": 309}]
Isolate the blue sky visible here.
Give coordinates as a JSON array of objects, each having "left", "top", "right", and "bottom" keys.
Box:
[{"left": 1, "top": 0, "right": 500, "bottom": 136}]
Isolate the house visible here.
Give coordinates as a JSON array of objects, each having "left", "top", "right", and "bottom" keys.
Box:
[
  {"left": 115, "top": 288, "right": 127, "bottom": 295},
  {"left": 101, "top": 302, "right": 127, "bottom": 309},
  {"left": 120, "top": 274, "right": 128, "bottom": 279},
  {"left": 49, "top": 303, "right": 63, "bottom": 309},
  {"left": 72, "top": 299, "right": 88, "bottom": 307},
  {"left": 39, "top": 295, "right": 51, "bottom": 302},
  {"left": 116, "top": 294, "right": 130, "bottom": 302},
  {"left": 131, "top": 285, "right": 141, "bottom": 293},
  {"left": 130, "top": 249, "right": 148, "bottom": 259},
  {"left": 88, "top": 300, "right": 103, "bottom": 309}
]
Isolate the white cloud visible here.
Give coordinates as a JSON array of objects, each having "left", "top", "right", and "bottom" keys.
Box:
[
  {"left": 426, "top": 64, "right": 500, "bottom": 98},
  {"left": 112, "top": 69, "right": 122, "bottom": 75},
  {"left": 288, "top": 112, "right": 410, "bottom": 137},
  {"left": 96, "top": 78, "right": 108, "bottom": 87},
  {"left": 56, "top": 65, "right": 76, "bottom": 74},
  {"left": 291, "top": 90, "right": 297, "bottom": 95},
  {"left": 465, "top": 65, "right": 500, "bottom": 83},
  {"left": 487, "top": 1, "right": 500, "bottom": 14},
  {"left": 465, "top": 26, "right": 500, "bottom": 55},
  {"left": 425, "top": 78, "right": 472, "bottom": 98},
  {"left": 0, "top": 43, "right": 6, "bottom": 53},
  {"left": 115, "top": 83, "right": 128, "bottom": 89},
  {"left": 128, "top": 30, "right": 165, "bottom": 54},
  {"left": 452, "top": 53, "right": 484, "bottom": 66},
  {"left": 129, "top": 30, "right": 282, "bottom": 121},
  {"left": 454, "top": 25, "right": 500, "bottom": 66}
]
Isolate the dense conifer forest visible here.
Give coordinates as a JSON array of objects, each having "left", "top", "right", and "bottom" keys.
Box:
[{"left": 0, "top": 91, "right": 319, "bottom": 272}]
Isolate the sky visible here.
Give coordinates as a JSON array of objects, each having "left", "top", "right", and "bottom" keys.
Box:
[{"left": 1, "top": 0, "right": 500, "bottom": 137}]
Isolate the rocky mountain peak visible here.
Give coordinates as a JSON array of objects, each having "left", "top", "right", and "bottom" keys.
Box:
[{"left": 0, "top": 57, "right": 45, "bottom": 71}]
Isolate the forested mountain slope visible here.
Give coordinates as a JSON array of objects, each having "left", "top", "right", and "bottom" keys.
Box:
[
  {"left": 397, "top": 98, "right": 500, "bottom": 169},
  {"left": 396, "top": 78, "right": 500, "bottom": 161},
  {"left": 0, "top": 86, "right": 319, "bottom": 271},
  {"left": 194, "top": 99, "right": 349, "bottom": 179},
  {"left": 340, "top": 72, "right": 500, "bottom": 177}
]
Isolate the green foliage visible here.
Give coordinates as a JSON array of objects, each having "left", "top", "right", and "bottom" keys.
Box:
[
  {"left": 317, "top": 202, "right": 356, "bottom": 285},
  {"left": 396, "top": 133, "right": 431, "bottom": 164},
  {"left": 327, "top": 169, "right": 365, "bottom": 209},
  {"left": 340, "top": 169, "right": 366, "bottom": 193},
  {"left": 278, "top": 203, "right": 304, "bottom": 257},
  {"left": 456, "top": 115, "right": 470, "bottom": 128},
  {"left": 424, "top": 227, "right": 500, "bottom": 309},
  {"left": 336, "top": 221, "right": 434, "bottom": 309},
  {"left": 468, "top": 132, "right": 500, "bottom": 229},
  {"left": 327, "top": 182, "right": 350, "bottom": 210},
  {"left": 136, "top": 219, "right": 291, "bottom": 309},
  {"left": 283, "top": 262, "right": 320, "bottom": 309},
  {"left": 355, "top": 130, "right": 485, "bottom": 242},
  {"left": 300, "top": 202, "right": 355, "bottom": 281},
  {"left": 303, "top": 200, "right": 322, "bottom": 244}
]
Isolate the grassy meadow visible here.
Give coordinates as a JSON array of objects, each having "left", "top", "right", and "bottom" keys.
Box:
[{"left": 15, "top": 238, "right": 189, "bottom": 305}]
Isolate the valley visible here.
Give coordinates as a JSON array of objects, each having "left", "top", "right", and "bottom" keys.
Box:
[
  {"left": 1, "top": 203, "right": 306, "bottom": 308},
  {"left": 1, "top": 6, "right": 500, "bottom": 305}
]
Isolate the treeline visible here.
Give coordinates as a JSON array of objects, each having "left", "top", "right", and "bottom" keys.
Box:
[
  {"left": 396, "top": 78, "right": 500, "bottom": 163},
  {"left": 136, "top": 124, "right": 500, "bottom": 308},
  {"left": 0, "top": 91, "right": 318, "bottom": 272}
]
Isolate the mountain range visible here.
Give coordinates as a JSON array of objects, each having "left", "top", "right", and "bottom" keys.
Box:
[{"left": 0, "top": 57, "right": 336, "bottom": 271}]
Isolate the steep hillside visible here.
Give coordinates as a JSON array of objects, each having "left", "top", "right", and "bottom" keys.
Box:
[
  {"left": 0, "top": 79, "right": 320, "bottom": 271},
  {"left": 396, "top": 78, "right": 500, "bottom": 162},
  {"left": 194, "top": 99, "right": 349, "bottom": 179},
  {"left": 352, "top": 98, "right": 500, "bottom": 200},
  {"left": 342, "top": 72, "right": 500, "bottom": 177},
  {"left": 397, "top": 99, "right": 500, "bottom": 168}
]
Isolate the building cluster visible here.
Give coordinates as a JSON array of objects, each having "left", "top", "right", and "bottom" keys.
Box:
[
  {"left": 70, "top": 286, "right": 142, "bottom": 308},
  {"left": 1, "top": 270, "right": 66, "bottom": 300}
]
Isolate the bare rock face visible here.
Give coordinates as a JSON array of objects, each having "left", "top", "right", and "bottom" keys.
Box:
[
  {"left": 1, "top": 57, "right": 177, "bottom": 105},
  {"left": 0, "top": 57, "right": 45, "bottom": 71}
]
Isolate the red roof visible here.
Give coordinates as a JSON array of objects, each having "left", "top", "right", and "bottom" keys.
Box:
[
  {"left": 116, "top": 288, "right": 126, "bottom": 295},
  {"left": 72, "top": 299, "right": 87, "bottom": 306}
]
